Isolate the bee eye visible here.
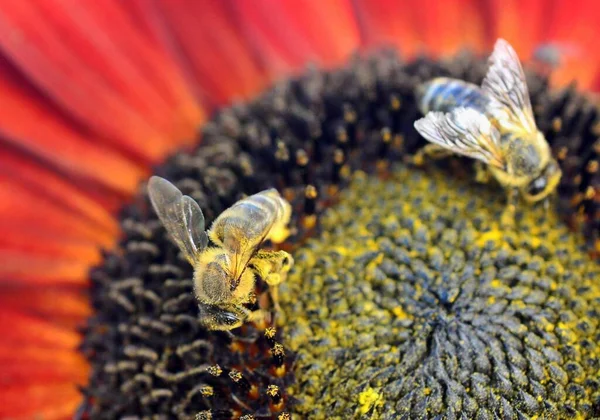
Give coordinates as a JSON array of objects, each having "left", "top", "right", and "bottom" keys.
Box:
[
  {"left": 198, "top": 303, "right": 242, "bottom": 328},
  {"left": 527, "top": 176, "right": 547, "bottom": 196},
  {"left": 214, "top": 311, "right": 242, "bottom": 326}
]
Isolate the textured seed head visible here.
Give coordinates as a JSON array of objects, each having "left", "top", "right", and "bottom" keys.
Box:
[
  {"left": 82, "top": 49, "right": 600, "bottom": 419},
  {"left": 281, "top": 166, "right": 600, "bottom": 419}
]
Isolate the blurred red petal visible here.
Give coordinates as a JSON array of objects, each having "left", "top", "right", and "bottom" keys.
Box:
[
  {"left": 235, "top": 0, "right": 361, "bottom": 77},
  {"left": 127, "top": 0, "right": 267, "bottom": 106},
  {"left": 0, "top": 310, "right": 82, "bottom": 349},
  {"left": 483, "top": 0, "right": 547, "bottom": 57},
  {"left": 0, "top": 383, "right": 82, "bottom": 420},
  {"left": 0, "top": 287, "right": 91, "bottom": 326},
  {"left": 1, "top": 361, "right": 87, "bottom": 386},
  {"left": 416, "top": 0, "right": 487, "bottom": 56},
  {"left": 542, "top": 0, "right": 600, "bottom": 89},
  {"left": 0, "top": 346, "right": 84, "bottom": 365},
  {"left": 0, "top": 63, "right": 146, "bottom": 194},
  {"left": 483, "top": 0, "right": 600, "bottom": 90},
  {"left": 0, "top": 251, "right": 91, "bottom": 286},
  {"left": 0, "top": 0, "right": 204, "bottom": 162},
  {"left": 0, "top": 229, "right": 100, "bottom": 267},
  {"left": 0, "top": 147, "right": 118, "bottom": 233},
  {"left": 353, "top": 0, "right": 423, "bottom": 57},
  {"left": 0, "top": 177, "right": 114, "bottom": 246}
]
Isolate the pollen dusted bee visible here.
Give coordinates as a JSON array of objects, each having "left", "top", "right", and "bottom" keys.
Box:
[
  {"left": 413, "top": 38, "right": 562, "bottom": 225},
  {"left": 148, "top": 176, "right": 294, "bottom": 331}
]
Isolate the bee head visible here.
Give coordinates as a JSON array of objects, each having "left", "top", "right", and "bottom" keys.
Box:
[
  {"left": 197, "top": 303, "right": 247, "bottom": 331},
  {"left": 522, "top": 159, "right": 562, "bottom": 202}
]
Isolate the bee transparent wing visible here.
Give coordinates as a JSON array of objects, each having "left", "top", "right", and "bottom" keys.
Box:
[
  {"left": 228, "top": 190, "right": 281, "bottom": 285},
  {"left": 414, "top": 108, "right": 505, "bottom": 169},
  {"left": 148, "top": 176, "right": 208, "bottom": 265},
  {"left": 482, "top": 38, "right": 537, "bottom": 133}
]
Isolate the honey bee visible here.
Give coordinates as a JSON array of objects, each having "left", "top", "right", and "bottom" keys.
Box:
[
  {"left": 413, "top": 38, "right": 562, "bottom": 225},
  {"left": 148, "top": 176, "right": 294, "bottom": 331}
]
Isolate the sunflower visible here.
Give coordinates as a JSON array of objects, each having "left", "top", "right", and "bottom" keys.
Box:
[{"left": 1, "top": 1, "right": 599, "bottom": 419}]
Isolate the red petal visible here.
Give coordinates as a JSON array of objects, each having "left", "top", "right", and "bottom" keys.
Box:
[
  {"left": 0, "top": 251, "right": 91, "bottom": 285},
  {"left": 0, "top": 383, "right": 82, "bottom": 420},
  {"left": 0, "top": 346, "right": 85, "bottom": 366},
  {"left": 0, "top": 147, "right": 118, "bottom": 232},
  {"left": 542, "top": 0, "right": 600, "bottom": 89},
  {"left": 0, "top": 343, "right": 87, "bottom": 418},
  {"left": 1, "top": 361, "right": 87, "bottom": 386},
  {"left": 0, "top": 286, "right": 91, "bottom": 327},
  {"left": 127, "top": 0, "right": 268, "bottom": 106},
  {"left": 0, "top": 229, "right": 100, "bottom": 266},
  {"left": 352, "top": 0, "right": 423, "bottom": 57},
  {"left": 0, "top": 310, "right": 82, "bottom": 349},
  {"left": 234, "top": 0, "right": 361, "bottom": 78},
  {"left": 0, "top": 176, "right": 114, "bottom": 246},
  {"left": 0, "top": 63, "right": 146, "bottom": 194},
  {"left": 483, "top": 0, "right": 547, "bottom": 57},
  {"left": 414, "top": 0, "right": 487, "bottom": 56},
  {"left": 0, "top": 0, "right": 203, "bottom": 161}
]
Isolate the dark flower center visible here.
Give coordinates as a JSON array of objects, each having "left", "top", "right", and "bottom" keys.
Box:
[
  {"left": 282, "top": 166, "right": 600, "bottom": 418},
  {"left": 81, "top": 51, "right": 600, "bottom": 419}
]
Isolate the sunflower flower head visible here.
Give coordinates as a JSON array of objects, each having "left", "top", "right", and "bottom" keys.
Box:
[
  {"left": 283, "top": 166, "right": 600, "bottom": 418},
  {"left": 80, "top": 49, "right": 600, "bottom": 418},
  {"left": 2, "top": 2, "right": 600, "bottom": 420}
]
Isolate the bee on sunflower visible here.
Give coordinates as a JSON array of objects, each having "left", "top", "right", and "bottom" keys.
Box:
[{"left": 0, "top": 1, "right": 599, "bottom": 419}]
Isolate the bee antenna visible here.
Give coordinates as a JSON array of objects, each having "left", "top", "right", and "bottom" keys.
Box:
[
  {"left": 224, "top": 329, "right": 260, "bottom": 343},
  {"left": 231, "top": 392, "right": 252, "bottom": 410}
]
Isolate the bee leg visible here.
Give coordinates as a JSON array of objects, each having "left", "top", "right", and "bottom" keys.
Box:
[
  {"left": 474, "top": 161, "right": 492, "bottom": 184},
  {"left": 500, "top": 189, "right": 518, "bottom": 228},
  {"left": 246, "top": 308, "right": 271, "bottom": 327},
  {"left": 407, "top": 144, "right": 454, "bottom": 166},
  {"left": 251, "top": 250, "right": 294, "bottom": 325}
]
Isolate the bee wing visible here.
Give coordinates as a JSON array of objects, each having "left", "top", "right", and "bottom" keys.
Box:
[
  {"left": 414, "top": 107, "right": 506, "bottom": 169},
  {"left": 225, "top": 189, "right": 282, "bottom": 287},
  {"left": 481, "top": 38, "right": 537, "bottom": 134},
  {"left": 148, "top": 176, "right": 209, "bottom": 265}
]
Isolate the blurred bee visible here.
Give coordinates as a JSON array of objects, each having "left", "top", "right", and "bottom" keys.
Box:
[
  {"left": 413, "top": 38, "right": 562, "bottom": 225},
  {"left": 148, "top": 176, "right": 294, "bottom": 331}
]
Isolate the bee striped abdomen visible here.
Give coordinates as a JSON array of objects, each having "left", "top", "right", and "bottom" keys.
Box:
[
  {"left": 417, "top": 77, "right": 490, "bottom": 115},
  {"left": 210, "top": 190, "right": 281, "bottom": 246}
]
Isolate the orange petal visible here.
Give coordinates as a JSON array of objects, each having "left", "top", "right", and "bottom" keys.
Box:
[
  {"left": 0, "top": 228, "right": 100, "bottom": 265},
  {"left": 543, "top": 0, "right": 600, "bottom": 89},
  {"left": 0, "top": 383, "right": 83, "bottom": 420},
  {"left": 0, "top": 1, "right": 203, "bottom": 162},
  {"left": 1, "top": 356, "right": 88, "bottom": 385},
  {"left": 0, "top": 310, "right": 82, "bottom": 349},
  {"left": 0, "top": 146, "right": 118, "bottom": 233},
  {"left": 38, "top": 0, "right": 204, "bottom": 144},
  {"left": 0, "top": 346, "right": 84, "bottom": 366},
  {"left": 235, "top": 0, "right": 361, "bottom": 78},
  {"left": 0, "top": 63, "right": 146, "bottom": 194},
  {"left": 0, "top": 250, "right": 92, "bottom": 286},
  {"left": 0, "top": 286, "right": 91, "bottom": 326},
  {"left": 483, "top": 0, "right": 547, "bottom": 58},
  {"left": 352, "top": 0, "right": 423, "bottom": 57},
  {"left": 127, "top": 0, "right": 267, "bottom": 106},
  {"left": 0, "top": 176, "right": 114, "bottom": 246},
  {"left": 413, "top": 0, "right": 487, "bottom": 57}
]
